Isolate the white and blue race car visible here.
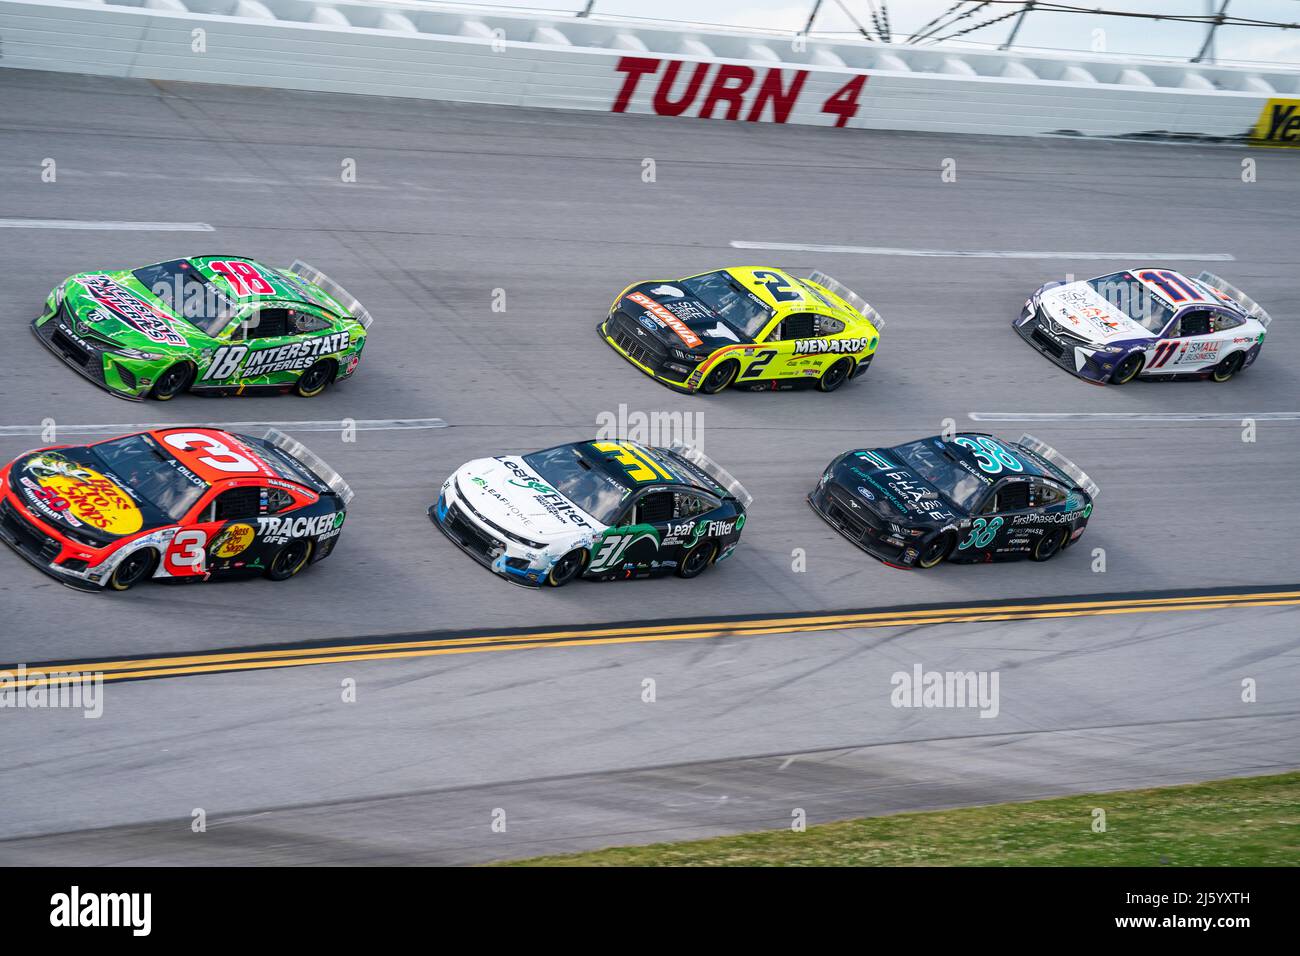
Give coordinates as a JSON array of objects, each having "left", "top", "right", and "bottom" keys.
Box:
[{"left": 1015, "top": 269, "right": 1270, "bottom": 384}]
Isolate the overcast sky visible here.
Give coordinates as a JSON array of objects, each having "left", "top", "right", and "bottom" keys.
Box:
[{"left": 444, "top": 1, "right": 1300, "bottom": 67}]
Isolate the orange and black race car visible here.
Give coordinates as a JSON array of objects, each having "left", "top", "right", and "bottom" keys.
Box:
[{"left": 0, "top": 426, "right": 351, "bottom": 591}]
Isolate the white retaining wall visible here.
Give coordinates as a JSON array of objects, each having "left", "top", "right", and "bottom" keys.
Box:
[{"left": 1, "top": 0, "right": 1297, "bottom": 139}]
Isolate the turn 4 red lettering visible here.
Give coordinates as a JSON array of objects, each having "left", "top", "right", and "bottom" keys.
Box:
[{"left": 611, "top": 57, "right": 868, "bottom": 128}]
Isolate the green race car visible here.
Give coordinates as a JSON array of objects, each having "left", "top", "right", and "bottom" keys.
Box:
[{"left": 33, "top": 256, "right": 371, "bottom": 400}]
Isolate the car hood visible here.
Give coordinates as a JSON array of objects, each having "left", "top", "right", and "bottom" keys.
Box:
[
  {"left": 1036, "top": 281, "right": 1156, "bottom": 346},
  {"left": 832, "top": 451, "right": 964, "bottom": 526},
  {"left": 616, "top": 281, "right": 752, "bottom": 352},
  {"left": 62, "top": 271, "right": 202, "bottom": 352},
  {"left": 8, "top": 447, "right": 173, "bottom": 544},
  {"left": 454, "top": 457, "right": 603, "bottom": 540}
]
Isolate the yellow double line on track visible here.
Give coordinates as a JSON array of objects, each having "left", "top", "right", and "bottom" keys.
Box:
[{"left": 5, "top": 588, "right": 1298, "bottom": 688}]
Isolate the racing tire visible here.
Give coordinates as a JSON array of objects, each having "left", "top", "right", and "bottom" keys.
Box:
[
  {"left": 699, "top": 360, "right": 739, "bottom": 395},
  {"left": 1212, "top": 351, "right": 1245, "bottom": 383},
  {"left": 294, "top": 360, "right": 335, "bottom": 398},
  {"left": 676, "top": 539, "right": 717, "bottom": 579},
  {"left": 150, "top": 362, "right": 194, "bottom": 401},
  {"left": 266, "top": 539, "right": 313, "bottom": 581},
  {"left": 1110, "top": 352, "right": 1144, "bottom": 385},
  {"left": 916, "top": 532, "right": 955, "bottom": 570},
  {"left": 108, "top": 548, "right": 158, "bottom": 591},
  {"left": 818, "top": 358, "right": 853, "bottom": 393},
  {"left": 1031, "top": 526, "right": 1069, "bottom": 562},
  {"left": 546, "top": 549, "right": 587, "bottom": 587}
]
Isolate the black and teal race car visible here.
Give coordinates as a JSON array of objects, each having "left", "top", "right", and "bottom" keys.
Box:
[{"left": 810, "top": 433, "right": 1098, "bottom": 569}]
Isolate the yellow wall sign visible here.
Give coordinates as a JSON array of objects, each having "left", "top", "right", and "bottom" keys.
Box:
[{"left": 1252, "top": 99, "right": 1300, "bottom": 147}]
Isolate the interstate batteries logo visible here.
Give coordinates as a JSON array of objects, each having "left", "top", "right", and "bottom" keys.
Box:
[
  {"left": 1252, "top": 99, "right": 1300, "bottom": 146},
  {"left": 203, "top": 331, "right": 351, "bottom": 382},
  {"left": 80, "top": 274, "right": 187, "bottom": 346}
]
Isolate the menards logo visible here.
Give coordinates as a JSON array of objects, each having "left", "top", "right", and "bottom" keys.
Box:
[{"left": 1252, "top": 99, "right": 1300, "bottom": 146}]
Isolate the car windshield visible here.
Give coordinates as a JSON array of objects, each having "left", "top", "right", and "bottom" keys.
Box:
[
  {"left": 894, "top": 439, "right": 987, "bottom": 511},
  {"left": 522, "top": 445, "right": 630, "bottom": 525},
  {"left": 90, "top": 433, "right": 208, "bottom": 521},
  {"left": 1085, "top": 271, "right": 1175, "bottom": 334},
  {"left": 131, "top": 259, "right": 239, "bottom": 336},
  {"left": 681, "top": 271, "right": 772, "bottom": 338}
]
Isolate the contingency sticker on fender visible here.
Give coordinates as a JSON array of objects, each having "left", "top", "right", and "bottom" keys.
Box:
[
  {"left": 210, "top": 523, "right": 256, "bottom": 558},
  {"left": 1252, "top": 99, "right": 1300, "bottom": 147},
  {"left": 626, "top": 292, "right": 703, "bottom": 349}
]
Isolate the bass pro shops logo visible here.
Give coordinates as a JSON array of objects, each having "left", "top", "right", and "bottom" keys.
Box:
[{"left": 1252, "top": 99, "right": 1300, "bottom": 147}]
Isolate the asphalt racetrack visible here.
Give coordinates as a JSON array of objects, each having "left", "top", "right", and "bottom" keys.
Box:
[{"left": 0, "top": 69, "right": 1297, "bottom": 863}]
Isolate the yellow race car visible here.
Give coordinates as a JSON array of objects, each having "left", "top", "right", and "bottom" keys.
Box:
[{"left": 599, "top": 267, "right": 884, "bottom": 394}]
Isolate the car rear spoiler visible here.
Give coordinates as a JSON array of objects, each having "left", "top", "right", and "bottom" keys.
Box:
[
  {"left": 667, "top": 441, "right": 753, "bottom": 510},
  {"left": 288, "top": 260, "right": 374, "bottom": 329},
  {"left": 1018, "top": 434, "right": 1099, "bottom": 500},
  {"left": 263, "top": 428, "right": 356, "bottom": 505},
  {"left": 1194, "top": 272, "right": 1272, "bottom": 328},
  {"left": 805, "top": 271, "right": 886, "bottom": 332}
]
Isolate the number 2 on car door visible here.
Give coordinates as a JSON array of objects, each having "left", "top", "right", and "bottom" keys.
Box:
[{"left": 741, "top": 349, "right": 776, "bottom": 379}]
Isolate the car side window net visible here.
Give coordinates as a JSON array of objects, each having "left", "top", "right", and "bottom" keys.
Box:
[
  {"left": 213, "top": 487, "right": 262, "bottom": 521},
  {"left": 781, "top": 313, "right": 815, "bottom": 340},
  {"left": 636, "top": 492, "right": 675, "bottom": 525},
  {"left": 1178, "top": 311, "right": 1212, "bottom": 337},
  {"left": 248, "top": 309, "right": 289, "bottom": 340},
  {"left": 995, "top": 483, "right": 1030, "bottom": 513}
]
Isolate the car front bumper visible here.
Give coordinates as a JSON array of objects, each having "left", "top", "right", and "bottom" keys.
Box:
[
  {"left": 598, "top": 316, "right": 699, "bottom": 394},
  {"left": 1012, "top": 302, "right": 1118, "bottom": 385},
  {"left": 32, "top": 308, "right": 153, "bottom": 401},
  {"left": 0, "top": 495, "right": 106, "bottom": 591},
  {"left": 807, "top": 482, "right": 922, "bottom": 569},
  {"left": 429, "top": 488, "right": 555, "bottom": 588}
]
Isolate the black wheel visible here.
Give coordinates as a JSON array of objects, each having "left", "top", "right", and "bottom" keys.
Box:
[
  {"left": 150, "top": 362, "right": 193, "bottom": 401},
  {"left": 1110, "top": 352, "right": 1143, "bottom": 385},
  {"left": 818, "top": 357, "right": 853, "bottom": 393},
  {"left": 1212, "top": 351, "right": 1244, "bottom": 383},
  {"left": 546, "top": 549, "right": 587, "bottom": 587},
  {"left": 699, "top": 359, "right": 739, "bottom": 395},
  {"left": 916, "top": 532, "right": 954, "bottom": 569},
  {"left": 266, "top": 539, "right": 313, "bottom": 581},
  {"left": 1031, "top": 526, "right": 1069, "bottom": 562},
  {"left": 676, "top": 539, "right": 717, "bottom": 579},
  {"left": 108, "top": 548, "right": 157, "bottom": 591},
  {"left": 294, "top": 360, "right": 335, "bottom": 397}
]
